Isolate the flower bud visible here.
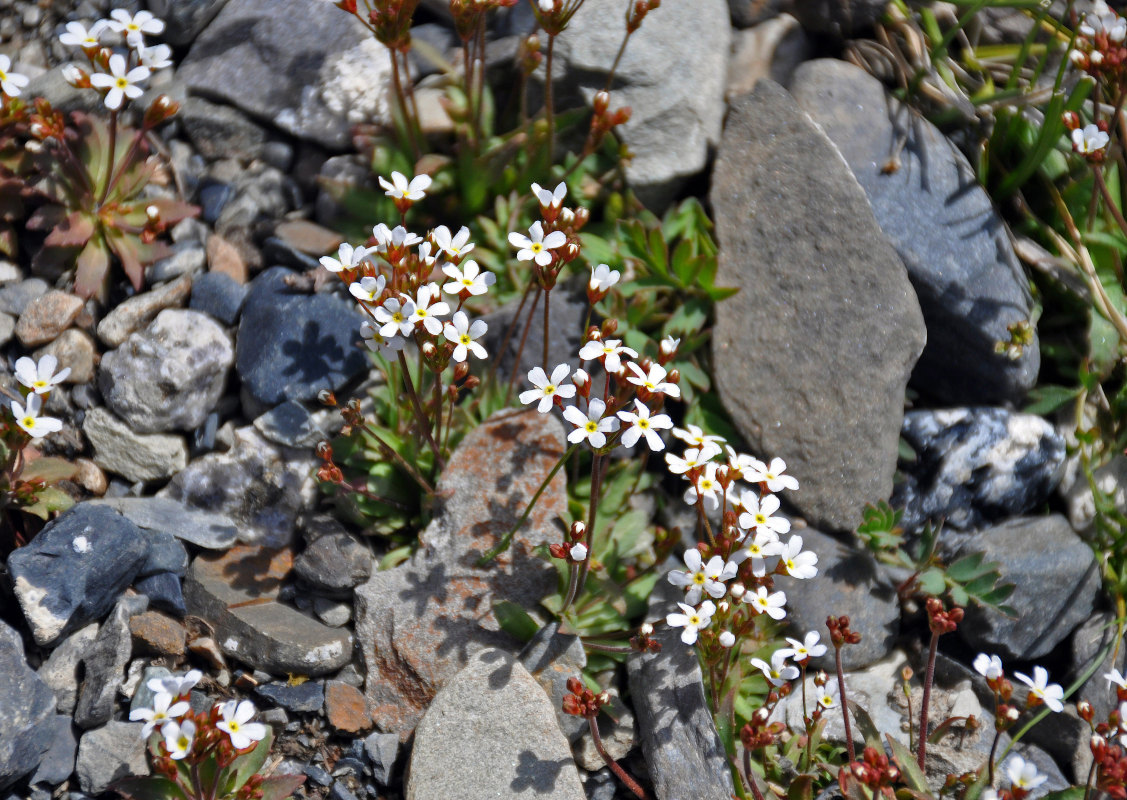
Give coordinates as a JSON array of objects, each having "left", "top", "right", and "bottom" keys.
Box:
[
  {"left": 558, "top": 207, "right": 575, "bottom": 226},
  {"left": 729, "top": 582, "right": 745, "bottom": 599},
  {"left": 719, "top": 630, "right": 735, "bottom": 647},
  {"left": 1062, "top": 111, "right": 1081, "bottom": 131},
  {"left": 593, "top": 90, "right": 610, "bottom": 116},
  {"left": 422, "top": 341, "right": 437, "bottom": 358},
  {"left": 640, "top": 622, "right": 653, "bottom": 636},
  {"left": 601, "top": 318, "right": 618, "bottom": 337},
  {"left": 570, "top": 520, "right": 586, "bottom": 541},
  {"left": 814, "top": 670, "right": 828, "bottom": 687},
  {"left": 569, "top": 542, "right": 588, "bottom": 562}
]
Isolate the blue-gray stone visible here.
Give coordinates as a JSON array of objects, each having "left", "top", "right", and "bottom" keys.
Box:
[
  {"left": 255, "top": 681, "right": 325, "bottom": 714},
  {"left": 329, "top": 782, "right": 360, "bottom": 800},
  {"left": 146, "top": 0, "right": 230, "bottom": 46},
  {"left": 190, "top": 271, "right": 248, "bottom": 327},
  {"left": 303, "top": 764, "right": 333, "bottom": 787},
  {"left": 893, "top": 408, "right": 1067, "bottom": 534},
  {"left": 130, "top": 667, "right": 172, "bottom": 716},
  {"left": 236, "top": 267, "right": 367, "bottom": 408},
  {"left": 198, "top": 181, "right": 233, "bottom": 224},
  {"left": 8, "top": 504, "right": 149, "bottom": 646},
  {"left": 91, "top": 496, "right": 239, "bottom": 550},
  {"left": 253, "top": 400, "right": 326, "bottom": 449},
  {"left": 262, "top": 237, "right": 321, "bottom": 272},
  {"left": 0, "top": 621, "right": 56, "bottom": 790},
  {"left": 133, "top": 572, "right": 187, "bottom": 617},
  {"left": 30, "top": 716, "right": 77, "bottom": 786},
  {"left": 138, "top": 530, "right": 189, "bottom": 578},
  {"left": 363, "top": 732, "right": 399, "bottom": 786},
  {"left": 293, "top": 532, "right": 372, "bottom": 596}
]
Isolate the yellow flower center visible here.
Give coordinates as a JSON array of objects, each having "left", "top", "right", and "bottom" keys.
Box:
[
  {"left": 584, "top": 421, "right": 598, "bottom": 433},
  {"left": 692, "top": 573, "right": 706, "bottom": 585},
  {"left": 530, "top": 243, "right": 543, "bottom": 254},
  {"left": 33, "top": 380, "right": 47, "bottom": 389},
  {"left": 21, "top": 416, "right": 35, "bottom": 428},
  {"left": 638, "top": 419, "right": 650, "bottom": 430},
  {"left": 545, "top": 385, "right": 556, "bottom": 395},
  {"left": 459, "top": 334, "right": 471, "bottom": 345},
  {"left": 115, "top": 77, "right": 129, "bottom": 89},
  {"left": 229, "top": 721, "right": 240, "bottom": 733},
  {"left": 392, "top": 312, "right": 404, "bottom": 323},
  {"left": 688, "top": 614, "right": 701, "bottom": 626},
  {"left": 755, "top": 514, "right": 766, "bottom": 525}
]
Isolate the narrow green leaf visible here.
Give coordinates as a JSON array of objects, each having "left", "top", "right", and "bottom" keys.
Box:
[
  {"left": 887, "top": 734, "right": 929, "bottom": 793},
  {"left": 493, "top": 600, "right": 541, "bottom": 642}
]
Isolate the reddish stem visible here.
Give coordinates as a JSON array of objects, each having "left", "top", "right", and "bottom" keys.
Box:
[{"left": 588, "top": 716, "right": 648, "bottom": 799}]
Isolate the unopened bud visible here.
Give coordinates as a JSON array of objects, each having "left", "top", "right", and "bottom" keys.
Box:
[
  {"left": 317, "top": 389, "right": 337, "bottom": 406},
  {"left": 814, "top": 670, "right": 828, "bottom": 687},
  {"left": 565, "top": 242, "right": 580, "bottom": 260},
  {"left": 1062, "top": 111, "right": 1081, "bottom": 131},
  {"left": 558, "top": 207, "right": 575, "bottom": 226},
  {"left": 570, "top": 520, "right": 587, "bottom": 540},
  {"left": 601, "top": 318, "right": 618, "bottom": 336},
  {"left": 729, "top": 582, "right": 745, "bottom": 599},
  {"left": 719, "top": 630, "right": 735, "bottom": 648},
  {"left": 454, "top": 362, "right": 469, "bottom": 382},
  {"left": 596, "top": 691, "right": 611, "bottom": 706},
  {"left": 146, "top": 205, "right": 160, "bottom": 221},
  {"left": 640, "top": 622, "right": 653, "bottom": 636},
  {"left": 422, "top": 341, "right": 437, "bottom": 358},
  {"left": 573, "top": 207, "right": 589, "bottom": 229},
  {"left": 901, "top": 666, "right": 913, "bottom": 682},
  {"left": 593, "top": 90, "right": 610, "bottom": 116}
]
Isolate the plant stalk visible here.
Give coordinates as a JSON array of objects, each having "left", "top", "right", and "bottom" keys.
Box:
[
  {"left": 588, "top": 716, "right": 649, "bottom": 799},
  {"left": 917, "top": 629, "right": 940, "bottom": 772}
]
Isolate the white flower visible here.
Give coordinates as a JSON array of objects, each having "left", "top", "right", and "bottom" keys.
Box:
[
  {"left": 360, "top": 321, "right": 405, "bottom": 358},
  {"left": 1081, "top": 6, "right": 1127, "bottom": 41},
  {"left": 666, "top": 600, "right": 715, "bottom": 645},
  {"left": 216, "top": 699, "right": 267, "bottom": 750},
  {"left": 667, "top": 549, "right": 735, "bottom": 605},
  {"left": 59, "top": 20, "right": 108, "bottom": 48},
  {"left": 1073, "top": 124, "right": 1110, "bottom": 156},
  {"left": 780, "top": 631, "right": 827, "bottom": 662},
  {"left": 751, "top": 651, "right": 800, "bottom": 686},
  {"left": 671, "top": 425, "right": 724, "bottom": 459},
  {"left": 15, "top": 354, "right": 71, "bottom": 394},
  {"left": 372, "top": 224, "right": 422, "bottom": 252},
  {"left": 778, "top": 535, "right": 818, "bottom": 580},
  {"left": 374, "top": 296, "right": 416, "bottom": 339},
  {"left": 129, "top": 690, "right": 190, "bottom": 739},
  {"left": 569, "top": 542, "right": 588, "bottom": 561},
  {"left": 441, "top": 259, "right": 494, "bottom": 296},
  {"left": 747, "top": 586, "right": 787, "bottom": 620},
  {"left": 409, "top": 284, "right": 450, "bottom": 335},
  {"left": 660, "top": 336, "right": 680, "bottom": 358},
  {"left": 137, "top": 43, "right": 173, "bottom": 70},
  {"left": 816, "top": 683, "right": 838, "bottom": 710},
  {"left": 107, "top": 9, "right": 165, "bottom": 44},
  {"left": 1106, "top": 668, "right": 1127, "bottom": 689},
  {"left": 666, "top": 446, "right": 712, "bottom": 476},
  {"left": 508, "top": 221, "right": 567, "bottom": 267},
  {"left": 974, "top": 653, "right": 1004, "bottom": 681},
  {"left": 736, "top": 529, "right": 783, "bottom": 577},
  {"left": 349, "top": 275, "right": 386, "bottom": 304},
  {"left": 683, "top": 462, "right": 722, "bottom": 510},
  {"left": 379, "top": 171, "right": 431, "bottom": 201},
  {"left": 577, "top": 338, "right": 637, "bottom": 374},
  {"left": 89, "top": 53, "right": 149, "bottom": 110},
  {"left": 625, "top": 361, "right": 680, "bottom": 398},
  {"left": 519, "top": 364, "right": 576, "bottom": 413},
  {"left": 589, "top": 263, "right": 621, "bottom": 293},
  {"left": 443, "top": 311, "right": 488, "bottom": 362},
  {"left": 320, "top": 242, "right": 371, "bottom": 273},
  {"left": 737, "top": 492, "right": 790, "bottom": 537},
  {"left": 161, "top": 719, "right": 196, "bottom": 760},
  {"left": 531, "top": 181, "right": 566, "bottom": 209},
  {"left": 719, "top": 630, "right": 736, "bottom": 648},
  {"left": 147, "top": 669, "right": 203, "bottom": 698},
  {"left": 745, "top": 457, "right": 799, "bottom": 492},
  {"left": 617, "top": 400, "right": 673, "bottom": 451},
  {"left": 1014, "top": 666, "right": 1064, "bottom": 712},
  {"left": 432, "top": 225, "right": 474, "bottom": 260},
  {"left": 0, "top": 55, "right": 29, "bottom": 98},
  {"left": 562, "top": 397, "right": 619, "bottom": 448},
  {"left": 11, "top": 394, "right": 63, "bottom": 439},
  {"left": 1004, "top": 755, "right": 1048, "bottom": 791}
]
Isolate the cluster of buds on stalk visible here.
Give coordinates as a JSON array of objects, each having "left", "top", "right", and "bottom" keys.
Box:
[
  {"left": 1080, "top": 670, "right": 1127, "bottom": 799},
  {"left": 1069, "top": 1, "right": 1127, "bottom": 80},
  {"left": 1063, "top": 111, "right": 1110, "bottom": 162},
  {"left": 561, "top": 675, "right": 610, "bottom": 719},
  {"left": 549, "top": 520, "right": 588, "bottom": 564},
  {"left": 839, "top": 746, "right": 901, "bottom": 800},
  {"left": 337, "top": 0, "right": 419, "bottom": 51},
  {"left": 584, "top": 90, "right": 632, "bottom": 154},
  {"left": 449, "top": 0, "right": 518, "bottom": 41},
  {"left": 625, "top": 0, "right": 661, "bottom": 33}
]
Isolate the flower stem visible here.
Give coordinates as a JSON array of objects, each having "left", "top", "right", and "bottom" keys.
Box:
[
  {"left": 388, "top": 48, "right": 421, "bottom": 160},
  {"left": 835, "top": 644, "right": 855, "bottom": 763},
  {"left": 575, "top": 453, "right": 605, "bottom": 596},
  {"left": 561, "top": 562, "right": 580, "bottom": 612},
  {"left": 987, "top": 728, "right": 1002, "bottom": 786},
  {"left": 917, "top": 629, "right": 940, "bottom": 772},
  {"left": 504, "top": 287, "right": 541, "bottom": 405},
  {"left": 397, "top": 351, "right": 445, "bottom": 470},
  {"left": 588, "top": 715, "right": 649, "bottom": 799},
  {"left": 542, "top": 286, "right": 551, "bottom": 371},
  {"left": 743, "top": 748, "right": 767, "bottom": 800},
  {"left": 544, "top": 32, "right": 556, "bottom": 163},
  {"left": 98, "top": 109, "right": 118, "bottom": 206}
]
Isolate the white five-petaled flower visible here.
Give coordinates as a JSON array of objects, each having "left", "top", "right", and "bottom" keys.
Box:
[
  {"left": 11, "top": 394, "right": 63, "bottom": 439},
  {"left": 747, "top": 586, "right": 787, "bottom": 620},
  {"left": 161, "top": 719, "right": 196, "bottom": 760},
  {"left": 736, "top": 529, "right": 783, "bottom": 577},
  {"left": 15, "top": 354, "right": 70, "bottom": 394},
  {"left": 1073, "top": 124, "right": 1110, "bottom": 156},
  {"left": 577, "top": 338, "right": 637, "bottom": 374},
  {"left": 531, "top": 181, "right": 566, "bottom": 209},
  {"left": 411, "top": 283, "right": 451, "bottom": 334},
  {"left": 89, "top": 53, "right": 149, "bottom": 110},
  {"left": 0, "top": 55, "right": 29, "bottom": 98},
  {"left": 816, "top": 683, "right": 839, "bottom": 710},
  {"left": 666, "top": 600, "right": 715, "bottom": 645},
  {"left": 671, "top": 425, "right": 724, "bottom": 460},
  {"left": 745, "top": 456, "right": 799, "bottom": 492},
  {"left": 974, "top": 653, "right": 1004, "bottom": 681},
  {"left": 667, "top": 548, "right": 737, "bottom": 605},
  {"left": 349, "top": 275, "right": 386, "bottom": 305},
  {"left": 780, "top": 631, "right": 827, "bottom": 662},
  {"left": 665, "top": 446, "right": 711, "bottom": 475},
  {"left": 1014, "top": 666, "right": 1064, "bottom": 712},
  {"left": 216, "top": 699, "right": 267, "bottom": 750},
  {"left": 751, "top": 651, "right": 800, "bottom": 686},
  {"left": 589, "top": 263, "right": 621, "bottom": 293},
  {"left": 137, "top": 43, "right": 173, "bottom": 70},
  {"left": 432, "top": 225, "right": 475, "bottom": 260},
  {"left": 617, "top": 400, "right": 673, "bottom": 451},
  {"left": 107, "top": 9, "right": 165, "bottom": 44},
  {"left": 778, "top": 535, "right": 818, "bottom": 579},
  {"left": 1106, "top": 668, "right": 1127, "bottom": 689},
  {"left": 379, "top": 171, "right": 431, "bottom": 201},
  {"left": 375, "top": 296, "right": 416, "bottom": 339},
  {"left": 129, "top": 690, "right": 190, "bottom": 739},
  {"left": 1004, "top": 755, "right": 1048, "bottom": 791},
  {"left": 147, "top": 669, "right": 203, "bottom": 698},
  {"left": 360, "top": 320, "right": 405, "bottom": 358},
  {"left": 508, "top": 221, "right": 567, "bottom": 267},
  {"left": 58, "top": 20, "right": 108, "bottom": 48},
  {"left": 737, "top": 491, "right": 790, "bottom": 537},
  {"left": 519, "top": 364, "right": 576, "bottom": 413},
  {"left": 443, "top": 311, "right": 488, "bottom": 362},
  {"left": 660, "top": 336, "right": 680, "bottom": 358},
  {"left": 683, "top": 462, "right": 722, "bottom": 510},
  {"left": 625, "top": 361, "right": 680, "bottom": 398},
  {"left": 372, "top": 223, "right": 423, "bottom": 252},
  {"left": 562, "top": 397, "right": 618, "bottom": 448},
  {"left": 320, "top": 242, "right": 371, "bottom": 273},
  {"left": 441, "top": 259, "right": 495, "bottom": 296}
]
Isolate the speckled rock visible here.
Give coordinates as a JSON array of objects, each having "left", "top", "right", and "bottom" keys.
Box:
[
  {"left": 15, "top": 290, "right": 83, "bottom": 347},
  {"left": 96, "top": 273, "right": 193, "bottom": 348},
  {"left": 0, "top": 620, "right": 56, "bottom": 789},
  {"left": 84, "top": 407, "right": 189, "bottom": 483}
]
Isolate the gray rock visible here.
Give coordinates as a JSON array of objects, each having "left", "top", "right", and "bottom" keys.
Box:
[
  {"left": 181, "top": 96, "right": 270, "bottom": 161},
  {"left": 75, "top": 722, "right": 149, "bottom": 795},
  {"left": 146, "top": 0, "right": 229, "bottom": 45},
  {"left": 727, "top": 0, "right": 782, "bottom": 27},
  {"left": 179, "top": 0, "right": 390, "bottom": 149},
  {"left": 37, "top": 624, "right": 99, "bottom": 716},
  {"left": 147, "top": 242, "right": 207, "bottom": 284},
  {"left": 783, "top": 527, "right": 899, "bottom": 669},
  {"left": 710, "top": 80, "right": 926, "bottom": 533},
  {"left": 83, "top": 407, "right": 189, "bottom": 483},
  {"left": 1061, "top": 451, "right": 1127, "bottom": 533},
  {"left": 627, "top": 581, "right": 734, "bottom": 800},
  {"left": 549, "top": 0, "right": 729, "bottom": 210},
  {"left": 0, "top": 621, "right": 56, "bottom": 790},
  {"left": 190, "top": 270, "right": 248, "bottom": 326},
  {"left": 406, "top": 650, "right": 585, "bottom": 800},
  {"left": 573, "top": 699, "right": 636, "bottom": 772},
  {"left": 356, "top": 409, "right": 567, "bottom": 738},
  {"left": 315, "top": 155, "right": 370, "bottom": 227},
  {"left": 236, "top": 267, "right": 367, "bottom": 411},
  {"left": 74, "top": 600, "right": 139, "bottom": 729},
  {"left": 479, "top": 284, "right": 587, "bottom": 389},
  {"left": 213, "top": 165, "right": 296, "bottom": 272},
  {"left": 160, "top": 426, "right": 314, "bottom": 547},
  {"left": 957, "top": 515, "right": 1100, "bottom": 661},
  {"left": 1069, "top": 612, "right": 1123, "bottom": 723},
  {"left": 254, "top": 400, "right": 335, "bottom": 448},
  {"left": 128, "top": 666, "right": 172, "bottom": 716},
  {"left": 312, "top": 596, "right": 351, "bottom": 627},
  {"left": 0, "top": 312, "right": 14, "bottom": 348},
  {"left": 255, "top": 680, "right": 325, "bottom": 713},
  {"left": 90, "top": 496, "right": 240, "bottom": 550},
  {"left": 0, "top": 278, "right": 48, "bottom": 316},
  {"left": 791, "top": 59, "right": 1038, "bottom": 404},
  {"left": 519, "top": 622, "right": 588, "bottom": 743},
  {"left": 138, "top": 529, "right": 189, "bottom": 578},
  {"left": 8, "top": 504, "right": 149, "bottom": 646},
  {"left": 364, "top": 732, "right": 399, "bottom": 786},
  {"left": 29, "top": 716, "right": 77, "bottom": 787},
  {"left": 99, "top": 309, "right": 234, "bottom": 433},
  {"left": 96, "top": 273, "right": 193, "bottom": 348},
  {"left": 293, "top": 532, "right": 372, "bottom": 595},
  {"left": 893, "top": 408, "right": 1067, "bottom": 533},
  {"left": 133, "top": 572, "right": 186, "bottom": 616},
  {"left": 789, "top": 0, "right": 886, "bottom": 37}
]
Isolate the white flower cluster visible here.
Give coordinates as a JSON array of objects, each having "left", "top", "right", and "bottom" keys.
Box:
[
  {"left": 58, "top": 10, "right": 171, "bottom": 110},
  {"left": 321, "top": 172, "right": 494, "bottom": 364},
  {"left": 9, "top": 355, "right": 68, "bottom": 438}
]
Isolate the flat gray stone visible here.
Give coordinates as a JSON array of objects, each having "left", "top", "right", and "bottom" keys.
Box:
[
  {"left": 74, "top": 599, "right": 141, "bottom": 729},
  {"left": 89, "top": 496, "right": 239, "bottom": 550},
  {"left": 75, "top": 721, "right": 149, "bottom": 795},
  {"left": 84, "top": 407, "right": 189, "bottom": 483},
  {"left": 37, "top": 624, "right": 99, "bottom": 716},
  {"left": 710, "top": 80, "right": 926, "bottom": 533}
]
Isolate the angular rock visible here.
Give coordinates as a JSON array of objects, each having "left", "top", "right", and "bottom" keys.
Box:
[
  {"left": 236, "top": 266, "right": 367, "bottom": 411},
  {"left": 99, "top": 309, "right": 234, "bottom": 433},
  {"left": 312, "top": 596, "right": 351, "bottom": 627},
  {"left": 190, "top": 270, "right": 248, "bottom": 326},
  {"left": 146, "top": 0, "right": 230, "bottom": 45},
  {"left": 1069, "top": 612, "right": 1123, "bottom": 723},
  {"left": 179, "top": 0, "right": 391, "bottom": 149},
  {"left": 479, "top": 284, "right": 586, "bottom": 389},
  {"left": 519, "top": 621, "right": 588, "bottom": 743},
  {"left": 406, "top": 650, "right": 585, "bottom": 800},
  {"left": 356, "top": 409, "right": 567, "bottom": 739},
  {"left": 1061, "top": 452, "right": 1127, "bottom": 534},
  {"left": 15, "top": 290, "right": 83, "bottom": 347},
  {"left": 90, "top": 496, "right": 240, "bottom": 550},
  {"left": 325, "top": 680, "right": 373, "bottom": 734},
  {"left": 33, "top": 329, "right": 95, "bottom": 384},
  {"left": 255, "top": 680, "right": 325, "bottom": 714},
  {"left": 893, "top": 408, "right": 1067, "bottom": 533},
  {"left": 293, "top": 532, "right": 372, "bottom": 596},
  {"left": 137, "top": 530, "right": 189, "bottom": 578},
  {"left": 181, "top": 96, "right": 270, "bottom": 162},
  {"left": 253, "top": 400, "right": 336, "bottom": 449},
  {"left": 29, "top": 715, "right": 77, "bottom": 787},
  {"left": 8, "top": 504, "right": 149, "bottom": 646},
  {"left": 75, "top": 599, "right": 139, "bottom": 729},
  {"left": 183, "top": 545, "right": 353, "bottom": 676},
  {"left": 0, "top": 278, "right": 47, "bottom": 316},
  {"left": 792, "top": 60, "right": 1038, "bottom": 404},
  {"left": 96, "top": 273, "right": 193, "bottom": 348},
  {"left": 84, "top": 407, "right": 189, "bottom": 483},
  {"left": 364, "top": 732, "right": 399, "bottom": 786},
  {"left": 627, "top": 581, "right": 734, "bottom": 800},
  {"left": 37, "top": 623, "right": 99, "bottom": 716},
  {"left": 710, "top": 80, "right": 926, "bottom": 533},
  {"left": 551, "top": 0, "right": 728, "bottom": 209},
  {"left": 0, "top": 621, "right": 56, "bottom": 790},
  {"left": 206, "top": 232, "right": 248, "bottom": 284},
  {"left": 130, "top": 610, "right": 188, "bottom": 656},
  {"left": 133, "top": 572, "right": 187, "bottom": 617},
  {"left": 75, "top": 721, "right": 148, "bottom": 795},
  {"left": 783, "top": 527, "right": 899, "bottom": 670},
  {"left": 957, "top": 515, "right": 1099, "bottom": 661},
  {"left": 160, "top": 426, "right": 314, "bottom": 547},
  {"left": 213, "top": 165, "right": 294, "bottom": 272},
  {"left": 148, "top": 242, "right": 208, "bottom": 284}
]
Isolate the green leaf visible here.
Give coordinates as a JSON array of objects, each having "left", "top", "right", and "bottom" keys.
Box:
[
  {"left": 111, "top": 776, "right": 189, "bottom": 800},
  {"left": 917, "top": 568, "right": 946, "bottom": 597},
  {"left": 493, "top": 600, "right": 541, "bottom": 642},
  {"left": 259, "top": 773, "right": 307, "bottom": 800},
  {"left": 21, "top": 456, "right": 78, "bottom": 484},
  {"left": 887, "top": 734, "right": 929, "bottom": 793},
  {"left": 21, "top": 487, "right": 75, "bottom": 520},
  {"left": 1022, "top": 384, "right": 1083, "bottom": 416},
  {"left": 847, "top": 700, "right": 884, "bottom": 750},
  {"left": 787, "top": 775, "right": 815, "bottom": 800},
  {"left": 229, "top": 724, "right": 274, "bottom": 792}
]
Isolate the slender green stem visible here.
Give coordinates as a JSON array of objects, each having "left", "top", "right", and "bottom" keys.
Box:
[
  {"left": 835, "top": 644, "right": 855, "bottom": 762},
  {"left": 575, "top": 453, "right": 605, "bottom": 596},
  {"left": 542, "top": 286, "right": 551, "bottom": 371},
  {"left": 561, "top": 562, "right": 580, "bottom": 611},
  {"left": 504, "top": 286, "right": 541, "bottom": 405},
  {"left": 545, "top": 33, "right": 556, "bottom": 163},
  {"left": 397, "top": 351, "right": 445, "bottom": 469},
  {"left": 487, "top": 279, "right": 534, "bottom": 388}
]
